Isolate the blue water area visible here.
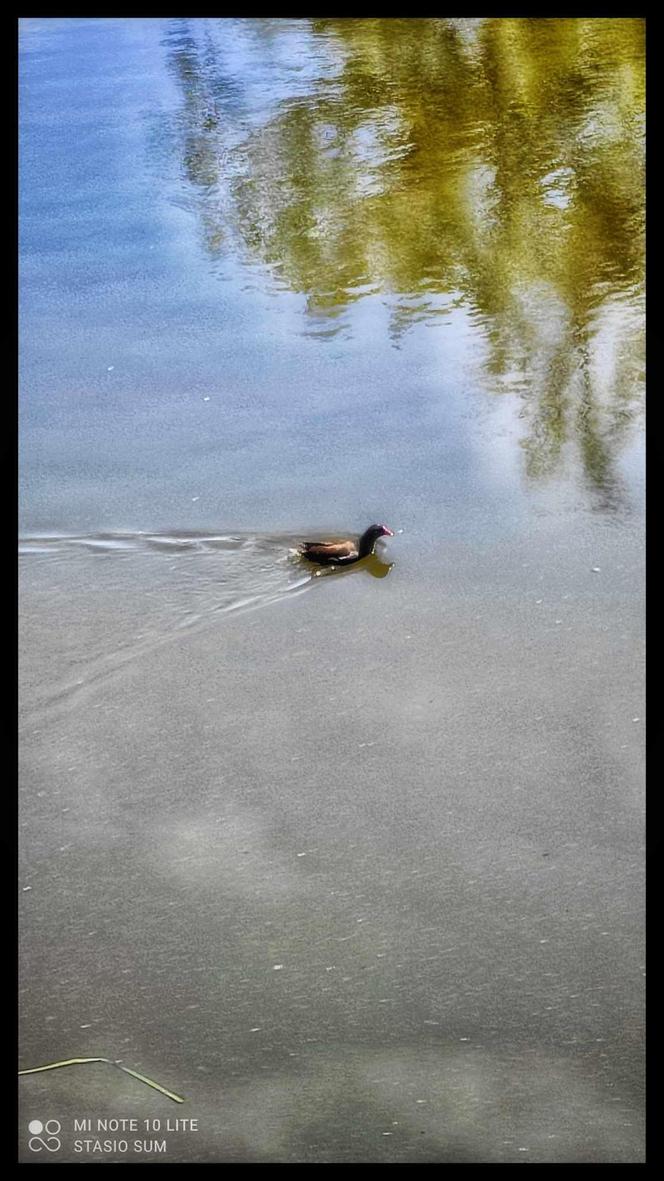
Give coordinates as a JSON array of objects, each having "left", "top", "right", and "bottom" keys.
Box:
[
  {"left": 19, "top": 17, "right": 644, "bottom": 540},
  {"left": 20, "top": 19, "right": 435, "bottom": 536}
]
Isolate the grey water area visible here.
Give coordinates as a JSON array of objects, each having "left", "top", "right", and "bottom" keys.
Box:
[{"left": 19, "top": 17, "right": 644, "bottom": 1164}]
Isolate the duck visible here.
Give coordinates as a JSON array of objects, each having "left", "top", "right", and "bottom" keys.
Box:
[{"left": 299, "top": 523, "right": 394, "bottom": 566}]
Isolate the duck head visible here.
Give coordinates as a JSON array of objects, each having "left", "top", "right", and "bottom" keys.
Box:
[{"left": 359, "top": 523, "right": 395, "bottom": 556}]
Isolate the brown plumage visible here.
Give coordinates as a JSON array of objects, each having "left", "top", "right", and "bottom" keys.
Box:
[{"left": 299, "top": 523, "right": 394, "bottom": 566}]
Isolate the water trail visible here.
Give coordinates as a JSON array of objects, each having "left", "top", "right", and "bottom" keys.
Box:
[{"left": 19, "top": 530, "right": 315, "bottom": 720}]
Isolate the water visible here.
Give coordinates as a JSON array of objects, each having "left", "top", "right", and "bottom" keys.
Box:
[
  {"left": 19, "top": 18, "right": 644, "bottom": 1163},
  {"left": 20, "top": 16, "right": 644, "bottom": 534}
]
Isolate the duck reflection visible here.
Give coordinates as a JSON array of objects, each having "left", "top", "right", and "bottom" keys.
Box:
[{"left": 308, "top": 551, "right": 394, "bottom": 580}]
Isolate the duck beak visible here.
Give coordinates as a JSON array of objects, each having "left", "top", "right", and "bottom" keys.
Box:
[{"left": 383, "top": 527, "right": 395, "bottom": 537}]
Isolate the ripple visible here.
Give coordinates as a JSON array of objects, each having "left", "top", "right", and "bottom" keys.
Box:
[{"left": 19, "top": 530, "right": 314, "bottom": 715}]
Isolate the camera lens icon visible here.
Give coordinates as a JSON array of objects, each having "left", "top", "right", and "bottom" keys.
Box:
[{"left": 28, "top": 1119, "right": 61, "bottom": 1152}]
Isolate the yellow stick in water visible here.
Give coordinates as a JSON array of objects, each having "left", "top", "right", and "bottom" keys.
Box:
[{"left": 19, "top": 1057, "right": 185, "bottom": 1103}]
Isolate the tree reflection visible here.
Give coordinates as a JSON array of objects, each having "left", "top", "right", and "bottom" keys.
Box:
[{"left": 160, "top": 17, "right": 644, "bottom": 497}]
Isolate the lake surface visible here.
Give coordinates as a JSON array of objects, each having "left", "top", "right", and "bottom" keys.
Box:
[{"left": 19, "top": 18, "right": 645, "bottom": 1163}]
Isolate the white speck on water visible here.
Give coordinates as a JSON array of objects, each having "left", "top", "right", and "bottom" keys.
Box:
[
  {"left": 273, "top": 964, "right": 284, "bottom": 970},
  {"left": 250, "top": 1027, "right": 261, "bottom": 1033},
  {"left": 296, "top": 852, "right": 306, "bottom": 857},
  {"left": 80, "top": 1023, "right": 93, "bottom": 1029},
  {"left": 539, "top": 938, "right": 549, "bottom": 944},
  {"left": 535, "top": 599, "right": 543, "bottom": 604},
  {"left": 416, "top": 1099, "right": 427, "bottom": 1105},
  {"left": 203, "top": 396, "right": 211, "bottom": 402},
  {"left": 22, "top": 886, "right": 32, "bottom": 892},
  {"left": 592, "top": 566, "right": 601, "bottom": 573},
  {"left": 107, "top": 365, "right": 114, "bottom": 371},
  {"left": 632, "top": 717, "right": 640, "bottom": 723},
  {"left": 192, "top": 496, "right": 200, "bottom": 502},
  {"left": 460, "top": 1036, "right": 470, "bottom": 1041},
  {"left": 423, "top": 1020, "right": 440, "bottom": 1026}
]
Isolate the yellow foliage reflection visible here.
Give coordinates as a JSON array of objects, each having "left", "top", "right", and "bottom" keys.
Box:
[{"left": 161, "top": 18, "right": 644, "bottom": 497}]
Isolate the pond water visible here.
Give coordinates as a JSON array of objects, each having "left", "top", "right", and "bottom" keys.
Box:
[{"left": 19, "top": 18, "right": 644, "bottom": 1163}]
